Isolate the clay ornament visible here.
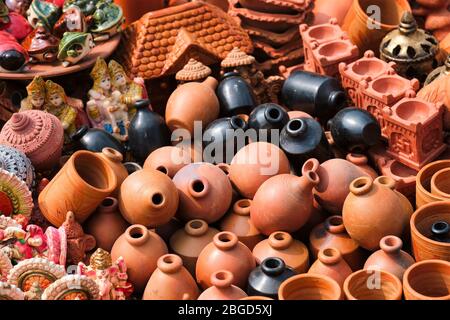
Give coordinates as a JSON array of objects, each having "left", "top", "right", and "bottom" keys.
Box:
[
  {"left": 21, "top": 24, "right": 60, "bottom": 64},
  {"left": 57, "top": 32, "right": 95, "bottom": 67},
  {"left": 0, "top": 145, "right": 35, "bottom": 189},
  {"left": 90, "top": 0, "right": 123, "bottom": 42},
  {"left": 26, "top": 0, "right": 61, "bottom": 30},
  {"left": 0, "top": 11, "right": 33, "bottom": 42},
  {"left": 53, "top": 6, "right": 87, "bottom": 39},
  {"left": 0, "top": 168, "right": 33, "bottom": 219},
  {"left": 41, "top": 274, "right": 99, "bottom": 300}
]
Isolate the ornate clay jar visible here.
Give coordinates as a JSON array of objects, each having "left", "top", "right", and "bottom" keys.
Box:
[
  {"left": 219, "top": 199, "right": 264, "bottom": 250},
  {"left": 217, "top": 72, "right": 257, "bottom": 116},
  {"left": 169, "top": 219, "right": 219, "bottom": 276},
  {"left": 198, "top": 270, "right": 248, "bottom": 300},
  {"left": 119, "top": 168, "right": 179, "bottom": 228},
  {"left": 253, "top": 231, "right": 309, "bottom": 274},
  {"left": 416, "top": 160, "right": 450, "bottom": 208},
  {"left": 0, "top": 145, "right": 34, "bottom": 189},
  {"left": 97, "top": 147, "right": 128, "bottom": 197},
  {"left": 143, "top": 146, "right": 192, "bottom": 178},
  {"left": 248, "top": 103, "right": 289, "bottom": 138},
  {"left": 173, "top": 162, "right": 232, "bottom": 224},
  {"left": 278, "top": 274, "right": 343, "bottom": 300},
  {"left": 84, "top": 197, "right": 129, "bottom": 252},
  {"left": 111, "top": 225, "right": 168, "bottom": 293},
  {"left": 143, "top": 254, "right": 200, "bottom": 300},
  {"left": 38, "top": 150, "right": 117, "bottom": 226},
  {"left": 196, "top": 231, "right": 256, "bottom": 290},
  {"left": 0, "top": 111, "right": 63, "bottom": 171},
  {"left": 308, "top": 248, "right": 353, "bottom": 288},
  {"left": 250, "top": 171, "right": 319, "bottom": 235},
  {"left": 346, "top": 153, "right": 378, "bottom": 179},
  {"left": 71, "top": 126, "right": 126, "bottom": 155},
  {"left": 248, "top": 257, "right": 297, "bottom": 299},
  {"left": 343, "top": 269, "right": 403, "bottom": 300}
]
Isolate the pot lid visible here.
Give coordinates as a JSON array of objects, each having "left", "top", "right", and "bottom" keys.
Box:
[
  {"left": 221, "top": 47, "right": 255, "bottom": 68},
  {"left": 175, "top": 58, "right": 212, "bottom": 81}
]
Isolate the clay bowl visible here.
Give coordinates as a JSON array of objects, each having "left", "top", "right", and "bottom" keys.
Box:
[
  {"left": 306, "top": 25, "right": 342, "bottom": 44},
  {"left": 278, "top": 274, "right": 343, "bottom": 300},
  {"left": 416, "top": 160, "right": 450, "bottom": 208},
  {"left": 403, "top": 260, "right": 450, "bottom": 300},
  {"left": 318, "top": 41, "right": 354, "bottom": 59},
  {"left": 431, "top": 168, "right": 450, "bottom": 198},
  {"left": 393, "top": 99, "right": 432, "bottom": 123},
  {"left": 343, "top": 270, "right": 403, "bottom": 300},
  {"left": 370, "top": 76, "right": 409, "bottom": 97},
  {"left": 410, "top": 201, "right": 450, "bottom": 261},
  {"left": 350, "top": 56, "right": 389, "bottom": 80}
]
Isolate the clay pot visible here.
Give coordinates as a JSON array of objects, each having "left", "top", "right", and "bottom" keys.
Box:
[
  {"left": 111, "top": 225, "right": 168, "bottom": 293},
  {"left": 288, "top": 111, "right": 313, "bottom": 120},
  {"left": 410, "top": 201, "right": 450, "bottom": 261},
  {"left": 219, "top": 199, "right": 264, "bottom": 250},
  {"left": 302, "top": 158, "right": 369, "bottom": 215},
  {"left": 346, "top": 153, "right": 378, "bottom": 179},
  {"left": 143, "top": 146, "right": 192, "bottom": 178},
  {"left": 97, "top": 148, "right": 128, "bottom": 197},
  {"left": 364, "top": 236, "right": 415, "bottom": 280},
  {"left": 308, "top": 248, "right": 353, "bottom": 288},
  {"left": 115, "top": 0, "right": 165, "bottom": 27},
  {"left": 343, "top": 269, "right": 403, "bottom": 300},
  {"left": 169, "top": 219, "right": 219, "bottom": 276},
  {"left": 217, "top": 72, "right": 257, "bottom": 116},
  {"left": 278, "top": 274, "right": 343, "bottom": 300},
  {"left": 241, "top": 296, "right": 274, "bottom": 300},
  {"left": 143, "top": 254, "right": 200, "bottom": 300},
  {"left": 124, "top": 162, "right": 142, "bottom": 175},
  {"left": 71, "top": 126, "right": 126, "bottom": 155},
  {"left": 313, "top": 0, "right": 353, "bottom": 25},
  {"left": 196, "top": 231, "right": 256, "bottom": 290},
  {"left": 38, "top": 150, "right": 117, "bottom": 226},
  {"left": 248, "top": 257, "right": 297, "bottom": 299},
  {"left": 250, "top": 171, "right": 319, "bottom": 235},
  {"left": 309, "top": 216, "right": 366, "bottom": 271},
  {"left": 118, "top": 168, "right": 179, "bottom": 228},
  {"left": 431, "top": 221, "right": 450, "bottom": 243},
  {"left": 253, "top": 231, "right": 309, "bottom": 274},
  {"left": 248, "top": 103, "right": 290, "bottom": 142},
  {"left": 228, "top": 142, "right": 291, "bottom": 199},
  {"left": 403, "top": 260, "right": 450, "bottom": 300},
  {"left": 416, "top": 160, "right": 450, "bottom": 208},
  {"left": 198, "top": 270, "right": 248, "bottom": 300},
  {"left": 431, "top": 168, "right": 450, "bottom": 198},
  {"left": 343, "top": 176, "right": 406, "bottom": 251},
  {"left": 84, "top": 197, "right": 129, "bottom": 252}
]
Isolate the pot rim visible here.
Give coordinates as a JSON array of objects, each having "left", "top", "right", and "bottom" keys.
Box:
[
  {"left": 278, "top": 273, "right": 342, "bottom": 300},
  {"left": 343, "top": 269, "right": 402, "bottom": 300},
  {"left": 353, "top": 0, "right": 410, "bottom": 29},
  {"left": 416, "top": 160, "right": 450, "bottom": 204},
  {"left": 430, "top": 167, "right": 450, "bottom": 198}
]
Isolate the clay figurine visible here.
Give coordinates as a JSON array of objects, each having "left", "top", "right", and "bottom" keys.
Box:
[
  {"left": 20, "top": 76, "right": 45, "bottom": 111},
  {"left": 26, "top": 0, "right": 61, "bottom": 30},
  {"left": 6, "top": 0, "right": 32, "bottom": 16},
  {"left": 21, "top": 23, "right": 60, "bottom": 64},
  {"left": 57, "top": 32, "right": 95, "bottom": 67},
  {"left": 64, "top": 0, "right": 100, "bottom": 16},
  {"left": 53, "top": 6, "right": 88, "bottom": 39},
  {"left": 0, "top": 10, "right": 33, "bottom": 42},
  {"left": 90, "top": 0, "right": 123, "bottom": 42}
]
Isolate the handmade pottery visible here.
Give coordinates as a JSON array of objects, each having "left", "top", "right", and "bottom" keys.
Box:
[
  {"left": 71, "top": 126, "right": 126, "bottom": 155},
  {"left": 0, "top": 30, "right": 29, "bottom": 72},
  {"left": 175, "top": 58, "right": 212, "bottom": 84},
  {"left": 431, "top": 221, "right": 450, "bottom": 243},
  {"left": 198, "top": 270, "right": 248, "bottom": 300},
  {"left": 0, "top": 168, "right": 33, "bottom": 219},
  {"left": 53, "top": 6, "right": 87, "bottom": 38},
  {"left": 26, "top": 0, "right": 61, "bottom": 30},
  {"left": 21, "top": 24, "right": 59, "bottom": 64},
  {"left": 431, "top": 168, "right": 450, "bottom": 199},
  {"left": 278, "top": 274, "right": 343, "bottom": 300},
  {"left": 343, "top": 269, "right": 403, "bottom": 300},
  {"left": 89, "top": 1, "right": 124, "bottom": 42},
  {"left": 0, "top": 145, "right": 34, "bottom": 189},
  {"left": 248, "top": 103, "right": 289, "bottom": 141},
  {"left": 57, "top": 32, "right": 95, "bottom": 67},
  {"left": 97, "top": 148, "right": 128, "bottom": 197},
  {"left": 346, "top": 154, "right": 378, "bottom": 179},
  {"left": 143, "top": 146, "right": 192, "bottom": 178},
  {"left": 1, "top": 11, "right": 33, "bottom": 42},
  {"left": 308, "top": 248, "right": 353, "bottom": 288},
  {"left": 63, "top": 0, "right": 98, "bottom": 15},
  {"left": 217, "top": 72, "right": 257, "bottom": 116},
  {"left": 416, "top": 160, "right": 450, "bottom": 208}
]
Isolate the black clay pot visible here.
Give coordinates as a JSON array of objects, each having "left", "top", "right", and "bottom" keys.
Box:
[
  {"left": 128, "top": 99, "right": 171, "bottom": 163},
  {"left": 217, "top": 72, "right": 257, "bottom": 116},
  {"left": 281, "top": 71, "right": 346, "bottom": 123},
  {"left": 248, "top": 103, "right": 289, "bottom": 142},
  {"left": 247, "top": 257, "right": 296, "bottom": 299},
  {"left": 431, "top": 221, "right": 450, "bottom": 243},
  {"left": 328, "top": 107, "right": 381, "bottom": 153},
  {"left": 71, "top": 126, "right": 125, "bottom": 155}
]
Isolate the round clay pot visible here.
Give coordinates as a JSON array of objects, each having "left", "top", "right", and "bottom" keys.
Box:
[
  {"left": 253, "top": 231, "right": 309, "bottom": 274},
  {"left": 143, "top": 146, "right": 192, "bottom": 178},
  {"left": 219, "top": 199, "right": 264, "bottom": 250},
  {"left": 308, "top": 248, "right": 353, "bottom": 288},
  {"left": 217, "top": 72, "right": 257, "bottom": 116},
  {"left": 196, "top": 231, "right": 256, "bottom": 290},
  {"left": 173, "top": 162, "right": 232, "bottom": 223},
  {"left": 346, "top": 153, "right": 378, "bottom": 179},
  {"left": 111, "top": 225, "right": 168, "bottom": 293},
  {"left": 278, "top": 274, "right": 343, "bottom": 300},
  {"left": 71, "top": 126, "right": 126, "bottom": 155},
  {"left": 38, "top": 150, "right": 117, "bottom": 226},
  {"left": 118, "top": 168, "right": 179, "bottom": 228},
  {"left": 143, "top": 254, "right": 200, "bottom": 300},
  {"left": 84, "top": 197, "right": 129, "bottom": 252},
  {"left": 313, "top": 0, "right": 353, "bottom": 25},
  {"left": 198, "top": 270, "right": 248, "bottom": 300},
  {"left": 343, "top": 269, "right": 403, "bottom": 300},
  {"left": 169, "top": 219, "right": 219, "bottom": 276},
  {"left": 416, "top": 160, "right": 450, "bottom": 208},
  {"left": 431, "top": 168, "right": 450, "bottom": 198},
  {"left": 97, "top": 147, "right": 128, "bottom": 197},
  {"left": 228, "top": 142, "right": 291, "bottom": 199},
  {"left": 403, "top": 260, "right": 450, "bottom": 300}
]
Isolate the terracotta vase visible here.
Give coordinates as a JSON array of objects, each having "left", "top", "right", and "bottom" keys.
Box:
[
  {"left": 173, "top": 162, "right": 232, "bottom": 223},
  {"left": 403, "top": 260, "right": 450, "bottom": 300},
  {"left": 416, "top": 160, "right": 450, "bottom": 208},
  {"left": 198, "top": 270, "right": 248, "bottom": 300},
  {"left": 228, "top": 142, "right": 291, "bottom": 199},
  {"left": 343, "top": 269, "right": 403, "bottom": 300},
  {"left": 118, "top": 168, "right": 179, "bottom": 228},
  {"left": 84, "top": 197, "right": 129, "bottom": 252},
  {"left": 143, "top": 254, "right": 200, "bottom": 300},
  {"left": 302, "top": 158, "right": 369, "bottom": 215},
  {"left": 97, "top": 148, "right": 128, "bottom": 198},
  {"left": 219, "top": 199, "right": 264, "bottom": 250},
  {"left": 253, "top": 231, "right": 309, "bottom": 274},
  {"left": 115, "top": 0, "right": 165, "bottom": 27},
  {"left": 38, "top": 151, "right": 117, "bottom": 227},
  {"left": 111, "top": 225, "right": 168, "bottom": 293},
  {"left": 278, "top": 274, "right": 343, "bottom": 300},
  {"left": 143, "top": 146, "right": 192, "bottom": 178},
  {"left": 309, "top": 215, "right": 367, "bottom": 271},
  {"left": 308, "top": 248, "right": 353, "bottom": 288},
  {"left": 169, "top": 219, "right": 219, "bottom": 276},
  {"left": 346, "top": 153, "right": 378, "bottom": 179},
  {"left": 313, "top": 0, "right": 353, "bottom": 25},
  {"left": 196, "top": 231, "right": 256, "bottom": 290}
]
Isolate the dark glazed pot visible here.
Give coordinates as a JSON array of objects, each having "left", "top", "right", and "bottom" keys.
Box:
[
  {"left": 71, "top": 126, "right": 125, "bottom": 155},
  {"left": 217, "top": 72, "right": 257, "bottom": 116},
  {"left": 248, "top": 103, "right": 290, "bottom": 142}
]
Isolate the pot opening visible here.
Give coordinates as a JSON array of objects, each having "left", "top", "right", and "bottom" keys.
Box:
[
  {"left": 323, "top": 248, "right": 337, "bottom": 258},
  {"left": 230, "top": 116, "right": 246, "bottom": 130},
  {"left": 192, "top": 180, "right": 205, "bottom": 193},
  {"left": 129, "top": 226, "right": 144, "bottom": 239},
  {"left": 432, "top": 221, "right": 449, "bottom": 236},
  {"left": 189, "top": 220, "right": 204, "bottom": 230},
  {"left": 215, "top": 271, "right": 228, "bottom": 281},
  {"left": 288, "top": 119, "right": 303, "bottom": 132},
  {"left": 218, "top": 233, "right": 232, "bottom": 243},
  {"left": 328, "top": 216, "right": 343, "bottom": 227},
  {"left": 156, "top": 166, "right": 168, "bottom": 175},
  {"left": 266, "top": 105, "right": 282, "bottom": 123},
  {"left": 151, "top": 193, "right": 164, "bottom": 206},
  {"left": 264, "top": 258, "right": 281, "bottom": 269},
  {"left": 74, "top": 153, "right": 111, "bottom": 190},
  {"left": 238, "top": 199, "right": 251, "bottom": 209},
  {"left": 163, "top": 255, "right": 174, "bottom": 264},
  {"left": 273, "top": 232, "right": 286, "bottom": 241},
  {"left": 102, "top": 198, "right": 114, "bottom": 207}
]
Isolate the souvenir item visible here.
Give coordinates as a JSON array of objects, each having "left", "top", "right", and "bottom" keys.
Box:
[
  {"left": 175, "top": 58, "right": 212, "bottom": 84},
  {"left": 41, "top": 274, "right": 100, "bottom": 300},
  {"left": 0, "top": 282, "right": 24, "bottom": 300},
  {"left": 57, "top": 32, "right": 95, "bottom": 67},
  {"left": 21, "top": 23, "right": 59, "bottom": 63},
  {"left": 64, "top": 0, "right": 98, "bottom": 15},
  {"left": 278, "top": 274, "right": 343, "bottom": 300},
  {"left": 53, "top": 6, "right": 87, "bottom": 38},
  {"left": 308, "top": 248, "right": 352, "bottom": 288},
  {"left": 198, "top": 270, "right": 248, "bottom": 300},
  {"left": 90, "top": 0, "right": 123, "bottom": 42},
  {"left": 0, "top": 169, "right": 33, "bottom": 219},
  {"left": 0, "top": 145, "right": 34, "bottom": 189},
  {"left": 1, "top": 11, "right": 33, "bottom": 42},
  {"left": 71, "top": 126, "right": 125, "bottom": 155},
  {"left": 343, "top": 269, "right": 403, "bottom": 300},
  {"left": 20, "top": 76, "right": 46, "bottom": 111},
  {"left": 143, "top": 146, "right": 191, "bottom": 179},
  {"left": 26, "top": 0, "right": 61, "bottom": 30},
  {"left": 217, "top": 72, "right": 257, "bottom": 116}
]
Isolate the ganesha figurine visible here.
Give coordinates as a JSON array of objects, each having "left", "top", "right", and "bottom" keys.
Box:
[
  {"left": 90, "top": 0, "right": 123, "bottom": 42},
  {"left": 57, "top": 32, "right": 95, "bottom": 67},
  {"left": 26, "top": 0, "right": 61, "bottom": 30},
  {"left": 21, "top": 23, "right": 60, "bottom": 64},
  {"left": 53, "top": 5, "right": 88, "bottom": 38}
]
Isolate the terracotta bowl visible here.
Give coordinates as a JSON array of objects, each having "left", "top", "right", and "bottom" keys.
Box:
[
  {"left": 278, "top": 274, "right": 343, "bottom": 300},
  {"left": 350, "top": 56, "right": 388, "bottom": 79},
  {"left": 393, "top": 99, "right": 432, "bottom": 122},
  {"left": 343, "top": 270, "right": 403, "bottom": 300},
  {"left": 371, "top": 76, "right": 409, "bottom": 96},
  {"left": 307, "top": 25, "right": 341, "bottom": 44},
  {"left": 318, "top": 41, "right": 354, "bottom": 58},
  {"left": 430, "top": 168, "right": 450, "bottom": 198},
  {"left": 416, "top": 160, "right": 450, "bottom": 208}
]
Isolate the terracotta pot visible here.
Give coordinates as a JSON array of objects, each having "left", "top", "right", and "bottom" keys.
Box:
[
  {"left": 196, "top": 231, "right": 256, "bottom": 290},
  {"left": 346, "top": 153, "right": 378, "bottom": 179},
  {"left": 313, "top": 0, "right": 353, "bottom": 25},
  {"left": 228, "top": 142, "right": 291, "bottom": 199},
  {"left": 115, "top": 0, "right": 165, "bottom": 27},
  {"left": 253, "top": 231, "right": 309, "bottom": 274},
  {"left": 431, "top": 168, "right": 450, "bottom": 198},
  {"left": 343, "top": 269, "right": 403, "bottom": 300},
  {"left": 410, "top": 201, "right": 450, "bottom": 261},
  {"left": 169, "top": 219, "right": 219, "bottom": 276},
  {"left": 343, "top": 176, "right": 406, "bottom": 251},
  {"left": 278, "top": 274, "right": 343, "bottom": 300},
  {"left": 403, "top": 260, "right": 450, "bottom": 300},
  {"left": 84, "top": 197, "right": 129, "bottom": 252},
  {"left": 38, "top": 150, "right": 117, "bottom": 227},
  {"left": 173, "top": 162, "right": 232, "bottom": 223},
  {"left": 155, "top": 218, "right": 183, "bottom": 243},
  {"left": 118, "top": 168, "right": 179, "bottom": 228},
  {"left": 143, "top": 146, "right": 192, "bottom": 178},
  {"left": 250, "top": 172, "right": 319, "bottom": 235},
  {"left": 219, "top": 199, "right": 264, "bottom": 250},
  {"left": 111, "top": 225, "right": 168, "bottom": 293},
  {"left": 308, "top": 248, "right": 353, "bottom": 288},
  {"left": 198, "top": 270, "right": 248, "bottom": 300},
  {"left": 143, "top": 254, "right": 200, "bottom": 300},
  {"left": 97, "top": 147, "right": 128, "bottom": 197},
  {"left": 416, "top": 160, "right": 450, "bottom": 208},
  {"left": 302, "top": 158, "right": 369, "bottom": 215},
  {"left": 309, "top": 216, "right": 367, "bottom": 271}
]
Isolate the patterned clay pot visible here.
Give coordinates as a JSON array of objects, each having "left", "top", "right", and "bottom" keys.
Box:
[
  {"left": 0, "top": 145, "right": 34, "bottom": 189},
  {"left": 308, "top": 248, "right": 353, "bottom": 288},
  {"left": 278, "top": 274, "right": 343, "bottom": 300},
  {"left": 343, "top": 269, "right": 403, "bottom": 300}
]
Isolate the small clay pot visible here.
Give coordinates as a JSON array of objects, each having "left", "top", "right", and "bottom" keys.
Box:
[
  {"left": 278, "top": 274, "right": 343, "bottom": 300},
  {"left": 97, "top": 147, "right": 128, "bottom": 197},
  {"left": 416, "top": 160, "right": 450, "bottom": 208},
  {"left": 346, "top": 153, "right": 378, "bottom": 179},
  {"left": 248, "top": 103, "right": 289, "bottom": 142},
  {"left": 343, "top": 270, "right": 403, "bottom": 300},
  {"left": 71, "top": 126, "right": 126, "bottom": 155},
  {"left": 217, "top": 72, "right": 257, "bottom": 116},
  {"left": 198, "top": 270, "right": 248, "bottom": 300},
  {"left": 308, "top": 248, "right": 353, "bottom": 288},
  {"left": 143, "top": 146, "right": 192, "bottom": 178},
  {"left": 430, "top": 168, "right": 450, "bottom": 198}
]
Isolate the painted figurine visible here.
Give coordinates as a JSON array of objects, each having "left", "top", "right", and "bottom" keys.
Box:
[
  {"left": 53, "top": 6, "right": 88, "bottom": 39},
  {"left": 57, "top": 32, "right": 94, "bottom": 67},
  {"left": 21, "top": 23, "right": 60, "bottom": 64},
  {"left": 6, "top": 0, "right": 32, "bottom": 16},
  {"left": 20, "top": 76, "right": 46, "bottom": 111},
  {"left": 90, "top": 0, "right": 123, "bottom": 42},
  {"left": 64, "top": 0, "right": 100, "bottom": 16},
  {"left": 26, "top": 0, "right": 61, "bottom": 30},
  {"left": 0, "top": 8, "right": 33, "bottom": 42}
]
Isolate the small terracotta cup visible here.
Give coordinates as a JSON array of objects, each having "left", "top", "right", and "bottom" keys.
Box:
[
  {"left": 278, "top": 274, "right": 343, "bottom": 300},
  {"left": 343, "top": 270, "right": 403, "bottom": 300},
  {"left": 416, "top": 160, "right": 450, "bottom": 208}
]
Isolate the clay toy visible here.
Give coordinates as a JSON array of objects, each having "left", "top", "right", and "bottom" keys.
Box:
[{"left": 57, "top": 32, "right": 95, "bottom": 67}]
